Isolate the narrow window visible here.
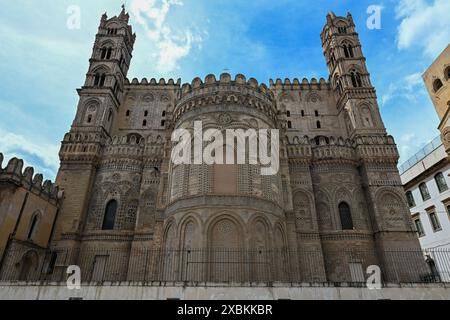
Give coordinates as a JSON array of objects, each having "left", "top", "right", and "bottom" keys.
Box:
[
  {"left": 287, "top": 121, "right": 292, "bottom": 129},
  {"left": 99, "top": 74, "right": 106, "bottom": 87},
  {"left": 406, "top": 191, "right": 416, "bottom": 208},
  {"left": 126, "top": 110, "right": 130, "bottom": 117},
  {"left": 108, "top": 110, "right": 113, "bottom": 122},
  {"left": 435, "top": 172, "right": 448, "bottom": 193},
  {"left": 87, "top": 115, "right": 92, "bottom": 124},
  {"left": 286, "top": 111, "right": 291, "bottom": 117},
  {"left": 339, "top": 202, "right": 354, "bottom": 230},
  {"left": 433, "top": 79, "right": 443, "bottom": 92},
  {"left": 446, "top": 67, "right": 450, "bottom": 81},
  {"left": 161, "top": 120, "right": 166, "bottom": 127},
  {"left": 143, "top": 120, "right": 147, "bottom": 127},
  {"left": 414, "top": 218, "right": 425, "bottom": 237},
  {"left": 47, "top": 252, "right": 58, "bottom": 274},
  {"left": 351, "top": 71, "right": 362, "bottom": 88},
  {"left": 301, "top": 110, "right": 305, "bottom": 117},
  {"left": 419, "top": 183, "right": 431, "bottom": 201},
  {"left": 428, "top": 211, "right": 441, "bottom": 232},
  {"left": 162, "top": 111, "right": 166, "bottom": 117},
  {"left": 27, "top": 214, "right": 39, "bottom": 240},
  {"left": 315, "top": 110, "right": 319, "bottom": 117},
  {"left": 144, "top": 110, "right": 148, "bottom": 117},
  {"left": 316, "top": 121, "right": 321, "bottom": 129},
  {"left": 102, "top": 200, "right": 117, "bottom": 230}
]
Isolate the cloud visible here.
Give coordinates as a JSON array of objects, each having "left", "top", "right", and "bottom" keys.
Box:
[
  {"left": 0, "top": 128, "right": 60, "bottom": 180},
  {"left": 381, "top": 72, "right": 425, "bottom": 106},
  {"left": 395, "top": 0, "right": 450, "bottom": 57},
  {"left": 130, "top": 0, "right": 203, "bottom": 73}
]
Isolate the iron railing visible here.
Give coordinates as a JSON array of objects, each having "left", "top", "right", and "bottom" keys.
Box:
[{"left": 1, "top": 247, "right": 450, "bottom": 285}]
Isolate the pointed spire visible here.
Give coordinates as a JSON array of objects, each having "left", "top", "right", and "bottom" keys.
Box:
[{"left": 119, "top": 4, "right": 129, "bottom": 22}]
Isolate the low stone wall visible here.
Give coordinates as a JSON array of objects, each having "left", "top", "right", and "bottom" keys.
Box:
[{"left": 1, "top": 282, "right": 450, "bottom": 300}]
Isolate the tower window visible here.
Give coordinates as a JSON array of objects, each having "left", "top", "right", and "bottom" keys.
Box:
[
  {"left": 315, "top": 110, "right": 319, "bottom": 117},
  {"left": 433, "top": 79, "right": 443, "bottom": 92},
  {"left": 435, "top": 172, "right": 448, "bottom": 193},
  {"left": 101, "top": 48, "right": 113, "bottom": 60},
  {"left": 143, "top": 120, "right": 147, "bottom": 127},
  {"left": 108, "top": 110, "right": 113, "bottom": 122},
  {"left": 419, "top": 182, "right": 431, "bottom": 201},
  {"left": 350, "top": 70, "right": 363, "bottom": 88},
  {"left": 338, "top": 26, "right": 347, "bottom": 34},
  {"left": 301, "top": 110, "right": 305, "bottom": 117},
  {"left": 287, "top": 121, "right": 292, "bottom": 129},
  {"left": 27, "top": 213, "right": 40, "bottom": 240},
  {"left": 162, "top": 111, "right": 166, "bottom": 117},
  {"left": 343, "top": 45, "right": 354, "bottom": 58},
  {"left": 94, "top": 73, "right": 106, "bottom": 87},
  {"left": 144, "top": 110, "right": 148, "bottom": 117},
  {"left": 126, "top": 110, "right": 130, "bottom": 117},
  {"left": 445, "top": 67, "right": 450, "bottom": 81},
  {"left": 102, "top": 200, "right": 117, "bottom": 230},
  {"left": 87, "top": 115, "right": 92, "bottom": 124},
  {"left": 316, "top": 121, "right": 321, "bottom": 129},
  {"left": 286, "top": 111, "right": 291, "bottom": 117},
  {"left": 161, "top": 120, "right": 166, "bottom": 127},
  {"left": 339, "top": 202, "right": 354, "bottom": 230}
]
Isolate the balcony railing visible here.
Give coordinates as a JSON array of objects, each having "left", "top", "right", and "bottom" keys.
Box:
[{"left": 399, "top": 136, "right": 442, "bottom": 175}]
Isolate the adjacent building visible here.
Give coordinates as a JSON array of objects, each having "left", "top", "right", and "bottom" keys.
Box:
[{"left": 399, "top": 44, "right": 450, "bottom": 281}]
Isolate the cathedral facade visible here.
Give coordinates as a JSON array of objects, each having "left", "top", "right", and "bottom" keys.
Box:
[{"left": 0, "top": 9, "right": 427, "bottom": 284}]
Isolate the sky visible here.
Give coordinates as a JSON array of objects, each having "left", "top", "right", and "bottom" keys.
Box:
[{"left": 0, "top": 0, "right": 449, "bottom": 181}]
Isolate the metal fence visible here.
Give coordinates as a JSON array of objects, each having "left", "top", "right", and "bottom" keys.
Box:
[{"left": 1, "top": 247, "right": 450, "bottom": 285}]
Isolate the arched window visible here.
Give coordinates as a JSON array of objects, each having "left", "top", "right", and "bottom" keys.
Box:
[
  {"left": 419, "top": 182, "right": 431, "bottom": 201},
  {"left": 287, "top": 121, "right": 292, "bottom": 129},
  {"left": 108, "top": 109, "right": 113, "bottom": 122},
  {"left": 433, "top": 79, "right": 443, "bottom": 92},
  {"left": 338, "top": 26, "right": 347, "bottom": 34},
  {"left": 405, "top": 191, "right": 416, "bottom": 208},
  {"left": 27, "top": 213, "right": 39, "bottom": 240},
  {"left": 343, "top": 44, "right": 354, "bottom": 58},
  {"left": 446, "top": 67, "right": 450, "bottom": 81},
  {"left": 93, "top": 73, "right": 106, "bottom": 87},
  {"left": 316, "top": 121, "right": 321, "bottom": 129},
  {"left": 100, "top": 48, "right": 113, "bottom": 60},
  {"left": 102, "top": 200, "right": 117, "bottom": 230},
  {"left": 350, "top": 70, "right": 363, "bottom": 88},
  {"left": 435, "top": 172, "right": 448, "bottom": 193},
  {"left": 339, "top": 202, "right": 354, "bottom": 230},
  {"left": 87, "top": 115, "right": 92, "bottom": 124}
]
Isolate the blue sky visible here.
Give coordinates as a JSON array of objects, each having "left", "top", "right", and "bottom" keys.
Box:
[{"left": 0, "top": 0, "right": 449, "bottom": 181}]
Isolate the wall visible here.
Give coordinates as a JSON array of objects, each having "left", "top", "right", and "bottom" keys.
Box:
[{"left": 1, "top": 282, "right": 450, "bottom": 300}]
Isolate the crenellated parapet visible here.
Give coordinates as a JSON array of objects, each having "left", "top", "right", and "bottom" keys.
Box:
[
  {"left": 173, "top": 73, "right": 277, "bottom": 125},
  {"left": 270, "top": 77, "right": 331, "bottom": 91},
  {"left": 354, "top": 135, "right": 399, "bottom": 163},
  {"left": 59, "top": 131, "right": 106, "bottom": 163},
  {"left": 0, "top": 152, "right": 62, "bottom": 204},
  {"left": 126, "top": 77, "right": 181, "bottom": 87}
]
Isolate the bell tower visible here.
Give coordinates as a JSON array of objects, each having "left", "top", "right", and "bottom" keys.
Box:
[
  {"left": 321, "top": 12, "right": 386, "bottom": 138},
  {"left": 53, "top": 7, "right": 135, "bottom": 245}
]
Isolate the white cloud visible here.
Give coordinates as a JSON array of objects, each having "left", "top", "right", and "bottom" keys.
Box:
[
  {"left": 0, "top": 128, "right": 60, "bottom": 180},
  {"left": 130, "top": 0, "right": 203, "bottom": 73},
  {"left": 395, "top": 0, "right": 450, "bottom": 57},
  {"left": 381, "top": 72, "right": 425, "bottom": 106}
]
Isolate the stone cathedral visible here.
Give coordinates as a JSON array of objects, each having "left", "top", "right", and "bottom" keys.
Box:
[{"left": 0, "top": 8, "right": 428, "bottom": 284}]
